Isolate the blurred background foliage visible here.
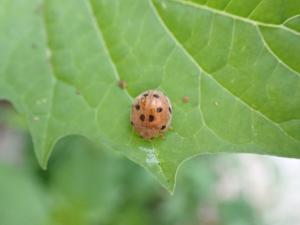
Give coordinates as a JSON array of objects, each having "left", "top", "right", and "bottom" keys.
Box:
[{"left": 0, "top": 101, "right": 299, "bottom": 225}]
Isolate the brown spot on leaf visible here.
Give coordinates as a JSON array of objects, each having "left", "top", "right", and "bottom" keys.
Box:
[
  {"left": 118, "top": 80, "right": 127, "bottom": 89},
  {"left": 182, "top": 96, "right": 189, "bottom": 103}
]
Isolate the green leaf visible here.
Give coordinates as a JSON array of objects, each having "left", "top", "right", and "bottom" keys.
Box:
[{"left": 0, "top": 0, "right": 299, "bottom": 191}]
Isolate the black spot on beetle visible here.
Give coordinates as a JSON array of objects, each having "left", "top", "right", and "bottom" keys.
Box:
[
  {"left": 153, "top": 94, "right": 159, "bottom": 98},
  {"left": 157, "top": 107, "right": 163, "bottom": 112},
  {"left": 169, "top": 107, "right": 172, "bottom": 113},
  {"left": 161, "top": 125, "right": 166, "bottom": 130},
  {"left": 135, "top": 104, "right": 140, "bottom": 110},
  {"left": 140, "top": 114, "right": 145, "bottom": 121},
  {"left": 143, "top": 93, "right": 148, "bottom": 97},
  {"left": 149, "top": 115, "right": 155, "bottom": 122}
]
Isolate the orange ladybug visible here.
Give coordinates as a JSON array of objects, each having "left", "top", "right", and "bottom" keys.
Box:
[{"left": 131, "top": 90, "right": 172, "bottom": 139}]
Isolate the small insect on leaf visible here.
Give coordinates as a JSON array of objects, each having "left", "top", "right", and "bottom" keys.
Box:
[{"left": 130, "top": 90, "right": 172, "bottom": 140}]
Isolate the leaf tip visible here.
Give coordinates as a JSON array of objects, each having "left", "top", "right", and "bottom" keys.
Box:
[
  {"left": 37, "top": 154, "right": 49, "bottom": 170},
  {"left": 34, "top": 138, "right": 57, "bottom": 171}
]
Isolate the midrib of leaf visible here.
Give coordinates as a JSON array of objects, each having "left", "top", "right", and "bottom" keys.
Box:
[
  {"left": 84, "top": 0, "right": 133, "bottom": 102},
  {"left": 84, "top": 0, "right": 140, "bottom": 148},
  {"left": 40, "top": 1, "right": 56, "bottom": 168},
  {"left": 84, "top": 0, "right": 139, "bottom": 147},
  {"left": 149, "top": 0, "right": 300, "bottom": 144}
]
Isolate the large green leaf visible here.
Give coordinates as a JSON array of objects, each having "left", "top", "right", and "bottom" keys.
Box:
[{"left": 0, "top": 0, "right": 299, "bottom": 191}]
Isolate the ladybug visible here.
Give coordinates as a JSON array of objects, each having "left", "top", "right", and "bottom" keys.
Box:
[{"left": 131, "top": 90, "right": 172, "bottom": 139}]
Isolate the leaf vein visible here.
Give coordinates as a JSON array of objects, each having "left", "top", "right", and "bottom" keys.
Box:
[
  {"left": 256, "top": 26, "right": 300, "bottom": 78},
  {"left": 85, "top": 0, "right": 133, "bottom": 102},
  {"left": 246, "top": 0, "right": 264, "bottom": 19},
  {"left": 170, "top": 0, "right": 300, "bottom": 36}
]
